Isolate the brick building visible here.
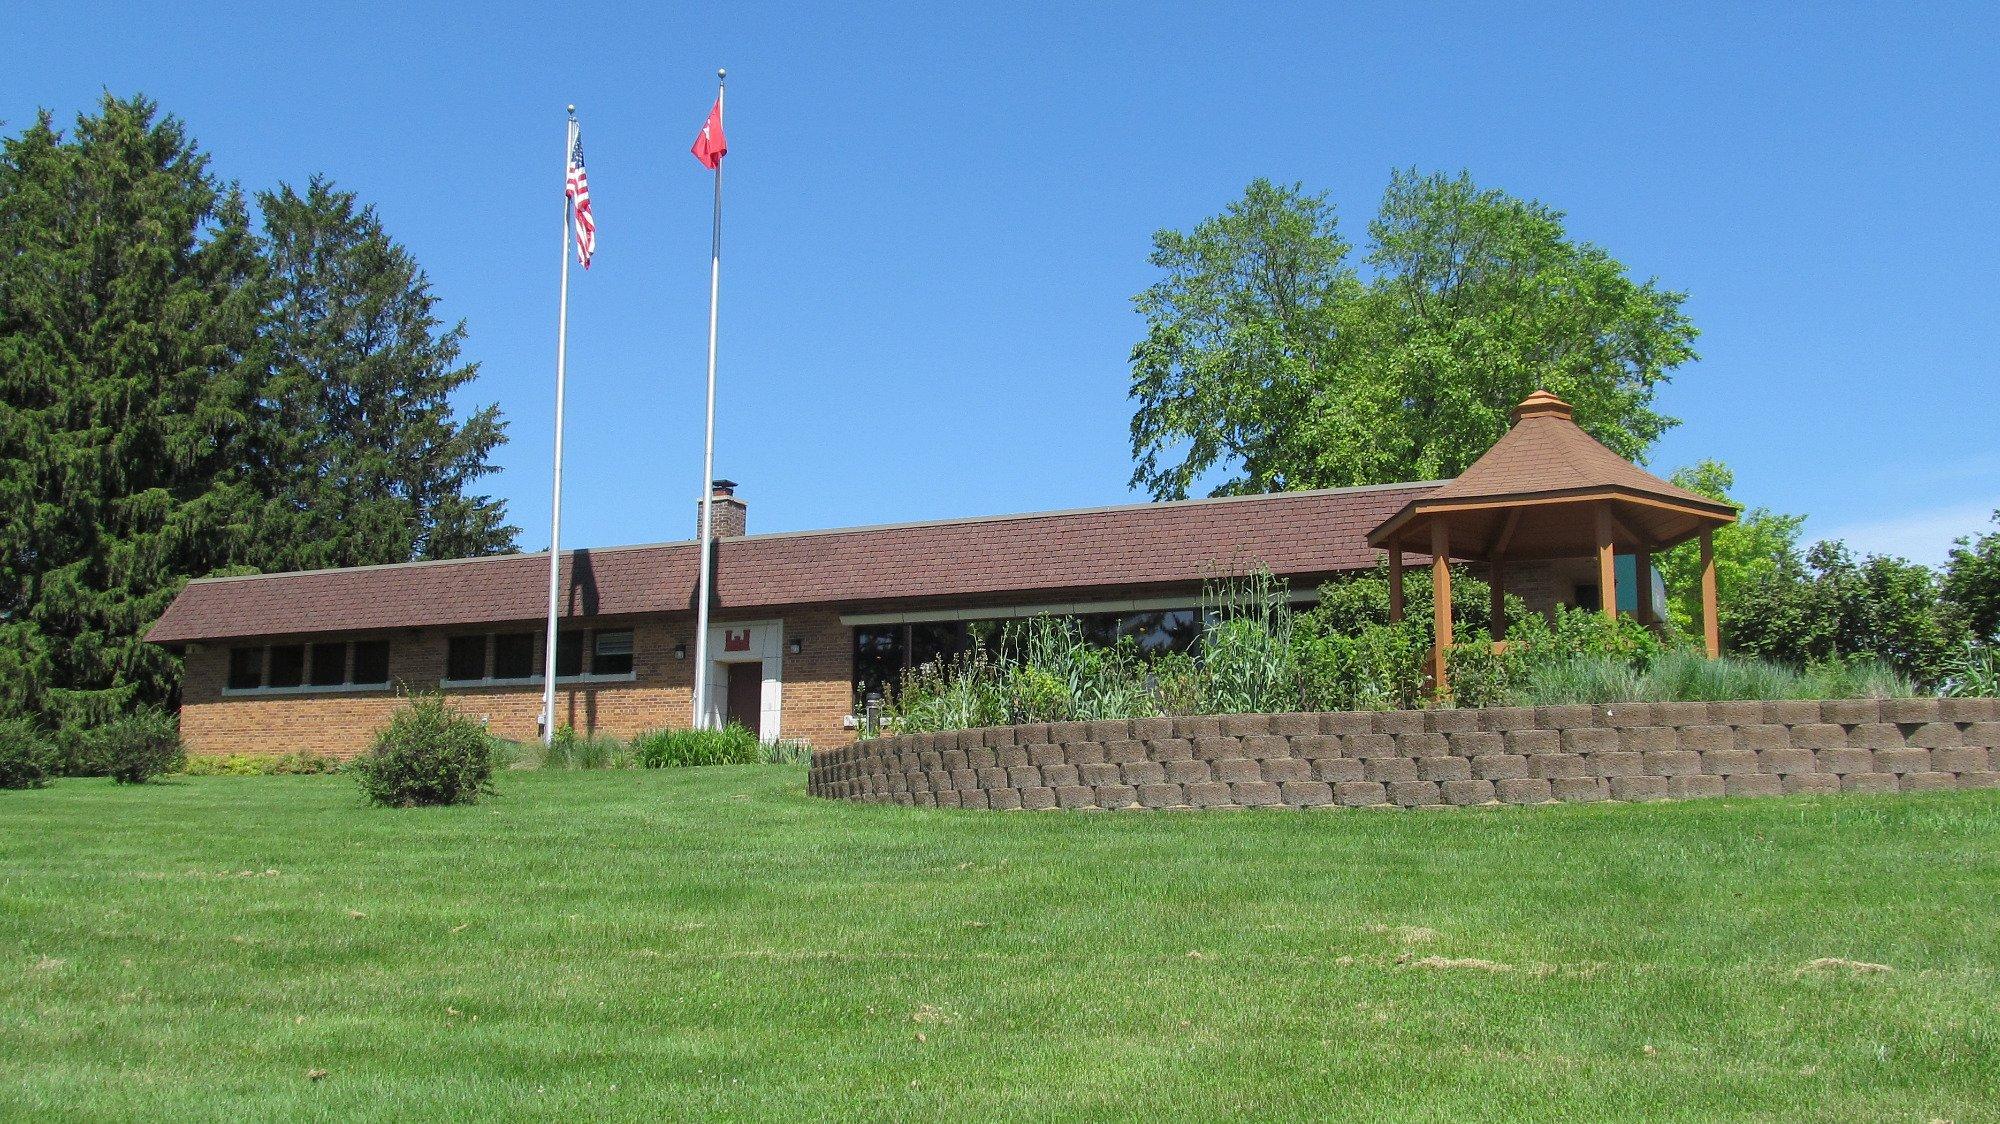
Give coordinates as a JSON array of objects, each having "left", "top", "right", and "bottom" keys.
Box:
[
  {"left": 148, "top": 392, "right": 1718, "bottom": 758},
  {"left": 148, "top": 480, "right": 1515, "bottom": 755}
]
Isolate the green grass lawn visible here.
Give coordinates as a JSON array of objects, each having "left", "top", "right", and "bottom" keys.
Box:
[{"left": 3, "top": 770, "right": 1998, "bottom": 1122}]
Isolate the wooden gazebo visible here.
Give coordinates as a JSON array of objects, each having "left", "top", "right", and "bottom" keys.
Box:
[{"left": 1366, "top": 391, "right": 1739, "bottom": 691}]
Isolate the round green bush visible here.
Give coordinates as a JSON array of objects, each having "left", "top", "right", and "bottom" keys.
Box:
[
  {"left": 95, "top": 712, "right": 187, "bottom": 785},
  {"left": 0, "top": 718, "right": 55, "bottom": 789},
  {"left": 352, "top": 693, "right": 497, "bottom": 806}
]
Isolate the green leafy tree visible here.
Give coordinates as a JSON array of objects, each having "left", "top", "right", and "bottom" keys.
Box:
[
  {"left": 1943, "top": 510, "right": 2000, "bottom": 643},
  {"left": 252, "top": 176, "right": 514, "bottom": 569},
  {"left": 1653, "top": 461, "right": 1804, "bottom": 636},
  {"left": 0, "top": 95, "right": 267, "bottom": 727},
  {"left": 1129, "top": 171, "right": 1697, "bottom": 499},
  {"left": 1729, "top": 542, "right": 1968, "bottom": 687}
]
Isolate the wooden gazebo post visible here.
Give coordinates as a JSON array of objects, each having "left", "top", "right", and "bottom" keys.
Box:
[
  {"left": 1594, "top": 504, "right": 1617, "bottom": 623},
  {"left": 1431, "top": 522, "right": 1452, "bottom": 691},
  {"left": 1387, "top": 548, "right": 1404, "bottom": 624},
  {"left": 1700, "top": 529, "right": 1720, "bottom": 658}
]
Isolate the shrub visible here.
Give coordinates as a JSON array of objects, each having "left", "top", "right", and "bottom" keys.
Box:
[
  {"left": 351, "top": 693, "right": 497, "bottom": 807},
  {"left": 1442, "top": 634, "right": 1513, "bottom": 709},
  {"left": 1296, "top": 620, "right": 1428, "bottom": 712},
  {"left": 1944, "top": 644, "right": 2000, "bottom": 698},
  {"left": 633, "top": 723, "right": 763, "bottom": 768},
  {"left": 178, "top": 751, "right": 343, "bottom": 777},
  {"left": 96, "top": 712, "right": 186, "bottom": 784},
  {"left": 0, "top": 718, "right": 55, "bottom": 789}
]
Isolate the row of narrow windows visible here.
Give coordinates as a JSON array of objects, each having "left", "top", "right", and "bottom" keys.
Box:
[{"left": 224, "top": 630, "right": 634, "bottom": 692}]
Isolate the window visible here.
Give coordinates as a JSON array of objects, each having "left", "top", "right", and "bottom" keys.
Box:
[
  {"left": 851, "top": 605, "right": 1205, "bottom": 708},
  {"left": 443, "top": 629, "right": 633, "bottom": 685},
  {"left": 446, "top": 635, "right": 488, "bottom": 682},
  {"left": 266, "top": 644, "right": 306, "bottom": 688},
  {"left": 853, "top": 626, "right": 905, "bottom": 706},
  {"left": 1118, "top": 609, "right": 1202, "bottom": 655},
  {"left": 308, "top": 641, "right": 347, "bottom": 686},
  {"left": 223, "top": 640, "right": 390, "bottom": 693},
  {"left": 227, "top": 647, "right": 263, "bottom": 691},
  {"left": 491, "top": 633, "right": 536, "bottom": 680},
  {"left": 1574, "top": 584, "right": 1602, "bottom": 613},
  {"left": 351, "top": 640, "right": 391, "bottom": 686},
  {"left": 555, "top": 631, "right": 585, "bottom": 678},
  {"left": 593, "top": 630, "right": 634, "bottom": 676}
]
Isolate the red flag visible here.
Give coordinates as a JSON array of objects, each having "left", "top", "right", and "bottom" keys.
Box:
[{"left": 691, "top": 99, "right": 727, "bottom": 169}]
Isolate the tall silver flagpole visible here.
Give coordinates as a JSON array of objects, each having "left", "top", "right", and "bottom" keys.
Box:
[
  {"left": 691, "top": 69, "right": 725, "bottom": 729},
  {"left": 540, "top": 108, "right": 577, "bottom": 747}
]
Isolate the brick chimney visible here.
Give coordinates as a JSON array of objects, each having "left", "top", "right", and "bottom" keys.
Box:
[{"left": 701, "top": 479, "right": 747, "bottom": 539}]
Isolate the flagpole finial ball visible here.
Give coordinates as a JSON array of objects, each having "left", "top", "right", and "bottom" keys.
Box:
[
  {"left": 717, "top": 67, "right": 727, "bottom": 80},
  {"left": 566, "top": 104, "right": 576, "bottom": 113}
]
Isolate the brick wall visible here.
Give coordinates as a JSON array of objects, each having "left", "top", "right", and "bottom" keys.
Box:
[
  {"left": 807, "top": 697, "right": 2000, "bottom": 810},
  {"left": 180, "top": 609, "right": 859, "bottom": 757}
]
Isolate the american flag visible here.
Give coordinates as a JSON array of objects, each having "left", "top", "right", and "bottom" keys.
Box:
[{"left": 566, "top": 126, "right": 595, "bottom": 268}]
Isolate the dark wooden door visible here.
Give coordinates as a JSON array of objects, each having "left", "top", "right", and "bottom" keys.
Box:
[{"left": 725, "top": 663, "right": 762, "bottom": 734}]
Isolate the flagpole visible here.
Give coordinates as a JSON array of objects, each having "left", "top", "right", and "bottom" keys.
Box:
[
  {"left": 540, "top": 107, "right": 577, "bottom": 748},
  {"left": 691, "top": 69, "right": 725, "bottom": 729}
]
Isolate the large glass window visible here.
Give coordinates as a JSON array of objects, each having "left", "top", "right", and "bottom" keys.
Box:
[
  {"left": 853, "top": 626, "right": 905, "bottom": 705},
  {"left": 851, "top": 605, "right": 1205, "bottom": 708},
  {"left": 593, "top": 630, "right": 634, "bottom": 676},
  {"left": 266, "top": 644, "right": 306, "bottom": 688},
  {"left": 446, "top": 635, "right": 488, "bottom": 682},
  {"left": 1118, "top": 609, "right": 1202, "bottom": 655},
  {"left": 227, "top": 647, "right": 263, "bottom": 691}
]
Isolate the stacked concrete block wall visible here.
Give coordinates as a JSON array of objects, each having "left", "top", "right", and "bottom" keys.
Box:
[{"left": 807, "top": 698, "right": 2000, "bottom": 810}]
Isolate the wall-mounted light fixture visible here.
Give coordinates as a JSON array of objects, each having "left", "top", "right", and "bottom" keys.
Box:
[
  {"left": 673, "top": 642, "right": 687, "bottom": 661},
  {"left": 788, "top": 637, "right": 802, "bottom": 655}
]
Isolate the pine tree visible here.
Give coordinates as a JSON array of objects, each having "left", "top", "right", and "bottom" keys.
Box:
[
  {"left": 252, "top": 177, "right": 515, "bottom": 569},
  {"left": 0, "top": 95, "right": 266, "bottom": 726}
]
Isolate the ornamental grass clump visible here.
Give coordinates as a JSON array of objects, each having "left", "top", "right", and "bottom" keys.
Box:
[
  {"left": 543, "top": 725, "right": 633, "bottom": 770},
  {"left": 352, "top": 693, "right": 497, "bottom": 807},
  {"left": 633, "top": 723, "right": 763, "bottom": 768}
]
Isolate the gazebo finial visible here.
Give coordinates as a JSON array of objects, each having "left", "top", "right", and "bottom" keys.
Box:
[{"left": 1510, "top": 389, "right": 1573, "bottom": 425}]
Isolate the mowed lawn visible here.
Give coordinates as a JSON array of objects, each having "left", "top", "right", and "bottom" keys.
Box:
[{"left": 3, "top": 771, "right": 1998, "bottom": 1122}]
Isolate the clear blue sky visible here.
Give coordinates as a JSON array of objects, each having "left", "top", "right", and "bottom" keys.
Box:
[{"left": 8, "top": 2, "right": 1997, "bottom": 564}]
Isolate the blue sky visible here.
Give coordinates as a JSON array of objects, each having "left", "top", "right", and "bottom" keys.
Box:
[{"left": 8, "top": 2, "right": 1997, "bottom": 564}]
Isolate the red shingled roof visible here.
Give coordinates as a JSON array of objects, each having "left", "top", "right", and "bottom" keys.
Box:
[{"left": 146, "top": 482, "right": 1441, "bottom": 644}]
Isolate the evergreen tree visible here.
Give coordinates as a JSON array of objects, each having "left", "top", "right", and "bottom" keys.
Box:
[
  {"left": 252, "top": 177, "right": 514, "bottom": 569},
  {"left": 0, "top": 95, "right": 266, "bottom": 725}
]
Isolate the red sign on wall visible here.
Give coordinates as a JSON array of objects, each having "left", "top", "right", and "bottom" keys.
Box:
[{"left": 723, "top": 629, "right": 751, "bottom": 652}]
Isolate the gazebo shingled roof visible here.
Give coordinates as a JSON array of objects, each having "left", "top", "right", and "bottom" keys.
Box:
[
  {"left": 1365, "top": 390, "right": 1739, "bottom": 688},
  {"left": 1367, "top": 390, "right": 1738, "bottom": 560}
]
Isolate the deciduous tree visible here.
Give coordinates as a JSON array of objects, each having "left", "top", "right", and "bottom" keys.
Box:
[{"left": 1129, "top": 171, "right": 1697, "bottom": 498}]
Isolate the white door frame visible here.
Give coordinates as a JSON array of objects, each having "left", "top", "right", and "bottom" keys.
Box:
[{"left": 702, "top": 618, "right": 784, "bottom": 742}]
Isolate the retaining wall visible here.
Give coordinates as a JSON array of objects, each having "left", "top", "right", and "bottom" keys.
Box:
[{"left": 806, "top": 698, "right": 2000, "bottom": 811}]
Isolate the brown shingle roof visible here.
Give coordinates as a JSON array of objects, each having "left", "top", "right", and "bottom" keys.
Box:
[
  {"left": 1367, "top": 392, "right": 1737, "bottom": 558},
  {"left": 147, "top": 482, "right": 1439, "bottom": 644},
  {"left": 1423, "top": 391, "right": 1725, "bottom": 510}
]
